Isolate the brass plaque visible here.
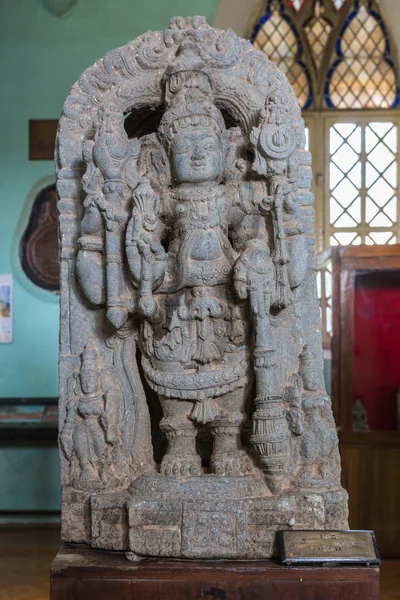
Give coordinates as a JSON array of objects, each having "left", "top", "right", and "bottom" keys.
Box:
[{"left": 280, "top": 530, "right": 380, "bottom": 565}]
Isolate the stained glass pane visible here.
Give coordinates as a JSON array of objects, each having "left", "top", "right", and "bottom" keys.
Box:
[
  {"left": 317, "top": 270, "right": 322, "bottom": 298},
  {"left": 290, "top": 63, "right": 310, "bottom": 108},
  {"left": 304, "top": 126, "right": 309, "bottom": 151},
  {"left": 341, "top": 7, "right": 385, "bottom": 57},
  {"left": 332, "top": 0, "right": 345, "bottom": 9},
  {"left": 252, "top": 1, "right": 311, "bottom": 109},
  {"left": 317, "top": 259, "right": 333, "bottom": 343},
  {"left": 326, "top": 266, "right": 333, "bottom": 336},
  {"left": 292, "top": 0, "right": 305, "bottom": 10},
  {"left": 327, "top": 3, "right": 398, "bottom": 109},
  {"left": 305, "top": 17, "right": 332, "bottom": 70},
  {"left": 325, "top": 266, "right": 332, "bottom": 297},
  {"left": 326, "top": 306, "right": 332, "bottom": 334},
  {"left": 253, "top": 12, "right": 297, "bottom": 73}
]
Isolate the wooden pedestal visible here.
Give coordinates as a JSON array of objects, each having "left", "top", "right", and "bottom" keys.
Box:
[{"left": 50, "top": 543, "right": 379, "bottom": 600}]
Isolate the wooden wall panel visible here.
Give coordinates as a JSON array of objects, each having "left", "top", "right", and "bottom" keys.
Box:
[
  {"left": 340, "top": 444, "right": 400, "bottom": 558},
  {"left": 340, "top": 445, "right": 372, "bottom": 530},
  {"left": 370, "top": 446, "right": 400, "bottom": 558}
]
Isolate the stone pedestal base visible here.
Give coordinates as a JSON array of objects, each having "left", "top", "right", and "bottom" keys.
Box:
[
  {"left": 62, "top": 475, "right": 348, "bottom": 558},
  {"left": 50, "top": 543, "right": 379, "bottom": 600},
  {"left": 127, "top": 474, "right": 348, "bottom": 559}
]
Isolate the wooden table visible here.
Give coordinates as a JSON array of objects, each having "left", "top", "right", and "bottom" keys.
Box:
[{"left": 50, "top": 542, "right": 379, "bottom": 599}]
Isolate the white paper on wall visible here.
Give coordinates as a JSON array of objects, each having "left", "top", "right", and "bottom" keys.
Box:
[{"left": 0, "top": 274, "right": 13, "bottom": 343}]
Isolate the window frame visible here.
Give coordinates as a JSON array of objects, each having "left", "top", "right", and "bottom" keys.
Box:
[
  {"left": 251, "top": 0, "right": 400, "bottom": 112},
  {"left": 304, "top": 109, "right": 400, "bottom": 252}
]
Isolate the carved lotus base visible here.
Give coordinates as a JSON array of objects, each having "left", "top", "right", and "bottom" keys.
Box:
[{"left": 61, "top": 475, "right": 348, "bottom": 560}]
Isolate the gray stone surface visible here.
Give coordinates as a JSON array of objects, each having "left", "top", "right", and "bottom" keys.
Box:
[{"left": 56, "top": 16, "right": 348, "bottom": 560}]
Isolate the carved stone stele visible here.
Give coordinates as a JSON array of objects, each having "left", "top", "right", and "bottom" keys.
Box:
[{"left": 56, "top": 16, "right": 348, "bottom": 560}]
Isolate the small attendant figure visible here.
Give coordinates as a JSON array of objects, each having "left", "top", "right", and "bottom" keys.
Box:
[{"left": 60, "top": 343, "right": 123, "bottom": 487}]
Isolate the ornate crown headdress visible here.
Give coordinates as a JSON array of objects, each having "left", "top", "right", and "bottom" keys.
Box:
[
  {"left": 158, "top": 41, "right": 226, "bottom": 146},
  {"left": 80, "top": 342, "right": 98, "bottom": 376}
]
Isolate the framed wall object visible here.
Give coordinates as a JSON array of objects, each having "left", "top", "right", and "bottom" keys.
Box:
[
  {"left": 0, "top": 275, "right": 13, "bottom": 343},
  {"left": 19, "top": 183, "right": 59, "bottom": 292}
]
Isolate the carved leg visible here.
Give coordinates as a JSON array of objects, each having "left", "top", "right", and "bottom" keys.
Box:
[
  {"left": 79, "top": 459, "right": 99, "bottom": 481},
  {"left": 73, "top": 422, "right": 100, "bottom": 482},
  {"left": 210, "top": 388, "right": 254, "bottom": 476},
  {"left": 159, "top": 397, "right": 202, "bottom": 477}
]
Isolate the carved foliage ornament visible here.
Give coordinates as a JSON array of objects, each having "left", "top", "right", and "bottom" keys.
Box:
[{"left": 56, "top": 16, "right": 348, "bottom": 560}]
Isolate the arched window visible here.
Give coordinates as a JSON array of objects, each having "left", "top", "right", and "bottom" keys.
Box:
[
  {"left": 251, "top": 0, "right": 400, "bottom": 340},
  {"left": 252, "top": 0, "right": 399, "bottom": 111}
]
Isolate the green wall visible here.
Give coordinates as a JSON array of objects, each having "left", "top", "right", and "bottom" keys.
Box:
[
  {"left": 0, "top": 0, "right": 220, "bottom": 399},
  {"left": 0, "top": 447, "right": 61, "bottom": 514},
  {"left": 0, "top": 0, "right": 220, "bottom": 515}
]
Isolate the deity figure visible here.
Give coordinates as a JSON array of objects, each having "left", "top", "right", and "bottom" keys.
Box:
[
  {"left": 125, "top": 55, "right": 254, "bottom": 477},
  {"left": 56, "top": 17, "right": 348, "bottom": 559},
  {"left": 121, "top": 44, "right": 309, "bottom": 488},
  {"left": 353, "top": 398, "right": 370, "bottom": 431},
  {"left": 60, "top": 343, "right": 124, "bottom": 487}
]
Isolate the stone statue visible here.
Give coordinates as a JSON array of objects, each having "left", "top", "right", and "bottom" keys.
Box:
[
  {"left": 60, "top": 342, "right": 124, "bottom": 488},
  {"left": 353, "top": 398, "right": 370, "bottom": 431},
  {"left": 56, "top": 16, "right": 348, "bottom": 559}
]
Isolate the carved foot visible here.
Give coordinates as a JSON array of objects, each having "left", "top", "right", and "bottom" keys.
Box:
[
  {"left": 160, "top": 453, "right": 202, "bottom": 477},
  {"left": 80, "top": 461, "right": 100, "bottom": 481},
  {"left": 211, "top": 450, "right": 254, "bottom": 476}
]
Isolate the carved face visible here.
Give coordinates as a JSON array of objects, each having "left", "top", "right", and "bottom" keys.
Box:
[
  {"left": 80, "top": 371, "right": 98, "bottom": 395},
  {"left": 170, "top": 129, "right": 223, "bottom": 184}
]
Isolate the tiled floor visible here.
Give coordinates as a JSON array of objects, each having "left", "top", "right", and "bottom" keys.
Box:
[
  {"left": 0, "top": 527, "right": 60, "bottom": 600},
  {"left": 0, "top": 527, "right": 399, "bottom": 599}
]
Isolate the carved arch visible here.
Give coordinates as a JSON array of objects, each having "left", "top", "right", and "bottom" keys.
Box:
[
  {"left": 56, "top": 18, "right": 304, "bottom": 251},
  {"left": 56, "top": 16, "right": 311, "bottom": 495}
]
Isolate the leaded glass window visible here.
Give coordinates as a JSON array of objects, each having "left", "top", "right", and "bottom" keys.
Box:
[
  {"left": 251, "top": 0, "right": 399, "bottom": 111},
  {"left": 317, "top": 257, "right": 333, "bottom": 337},
  {"left": 250, "top": 0, "right": 400, "bottom": 344},
  {"left": 292, "top": 0, "right": 306, "bottom": 10},
  {"left": 252, "top": 1, "right": 311, "bottom": 108},
  {"left": 305, "top": 15, "right": 332, "bottom": 71},
  {"left": 326, "top": 3, "right": 399, "bottom": 109},
  {"left": 327, "top": 120, "right": 398, "bottom": 245}
]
